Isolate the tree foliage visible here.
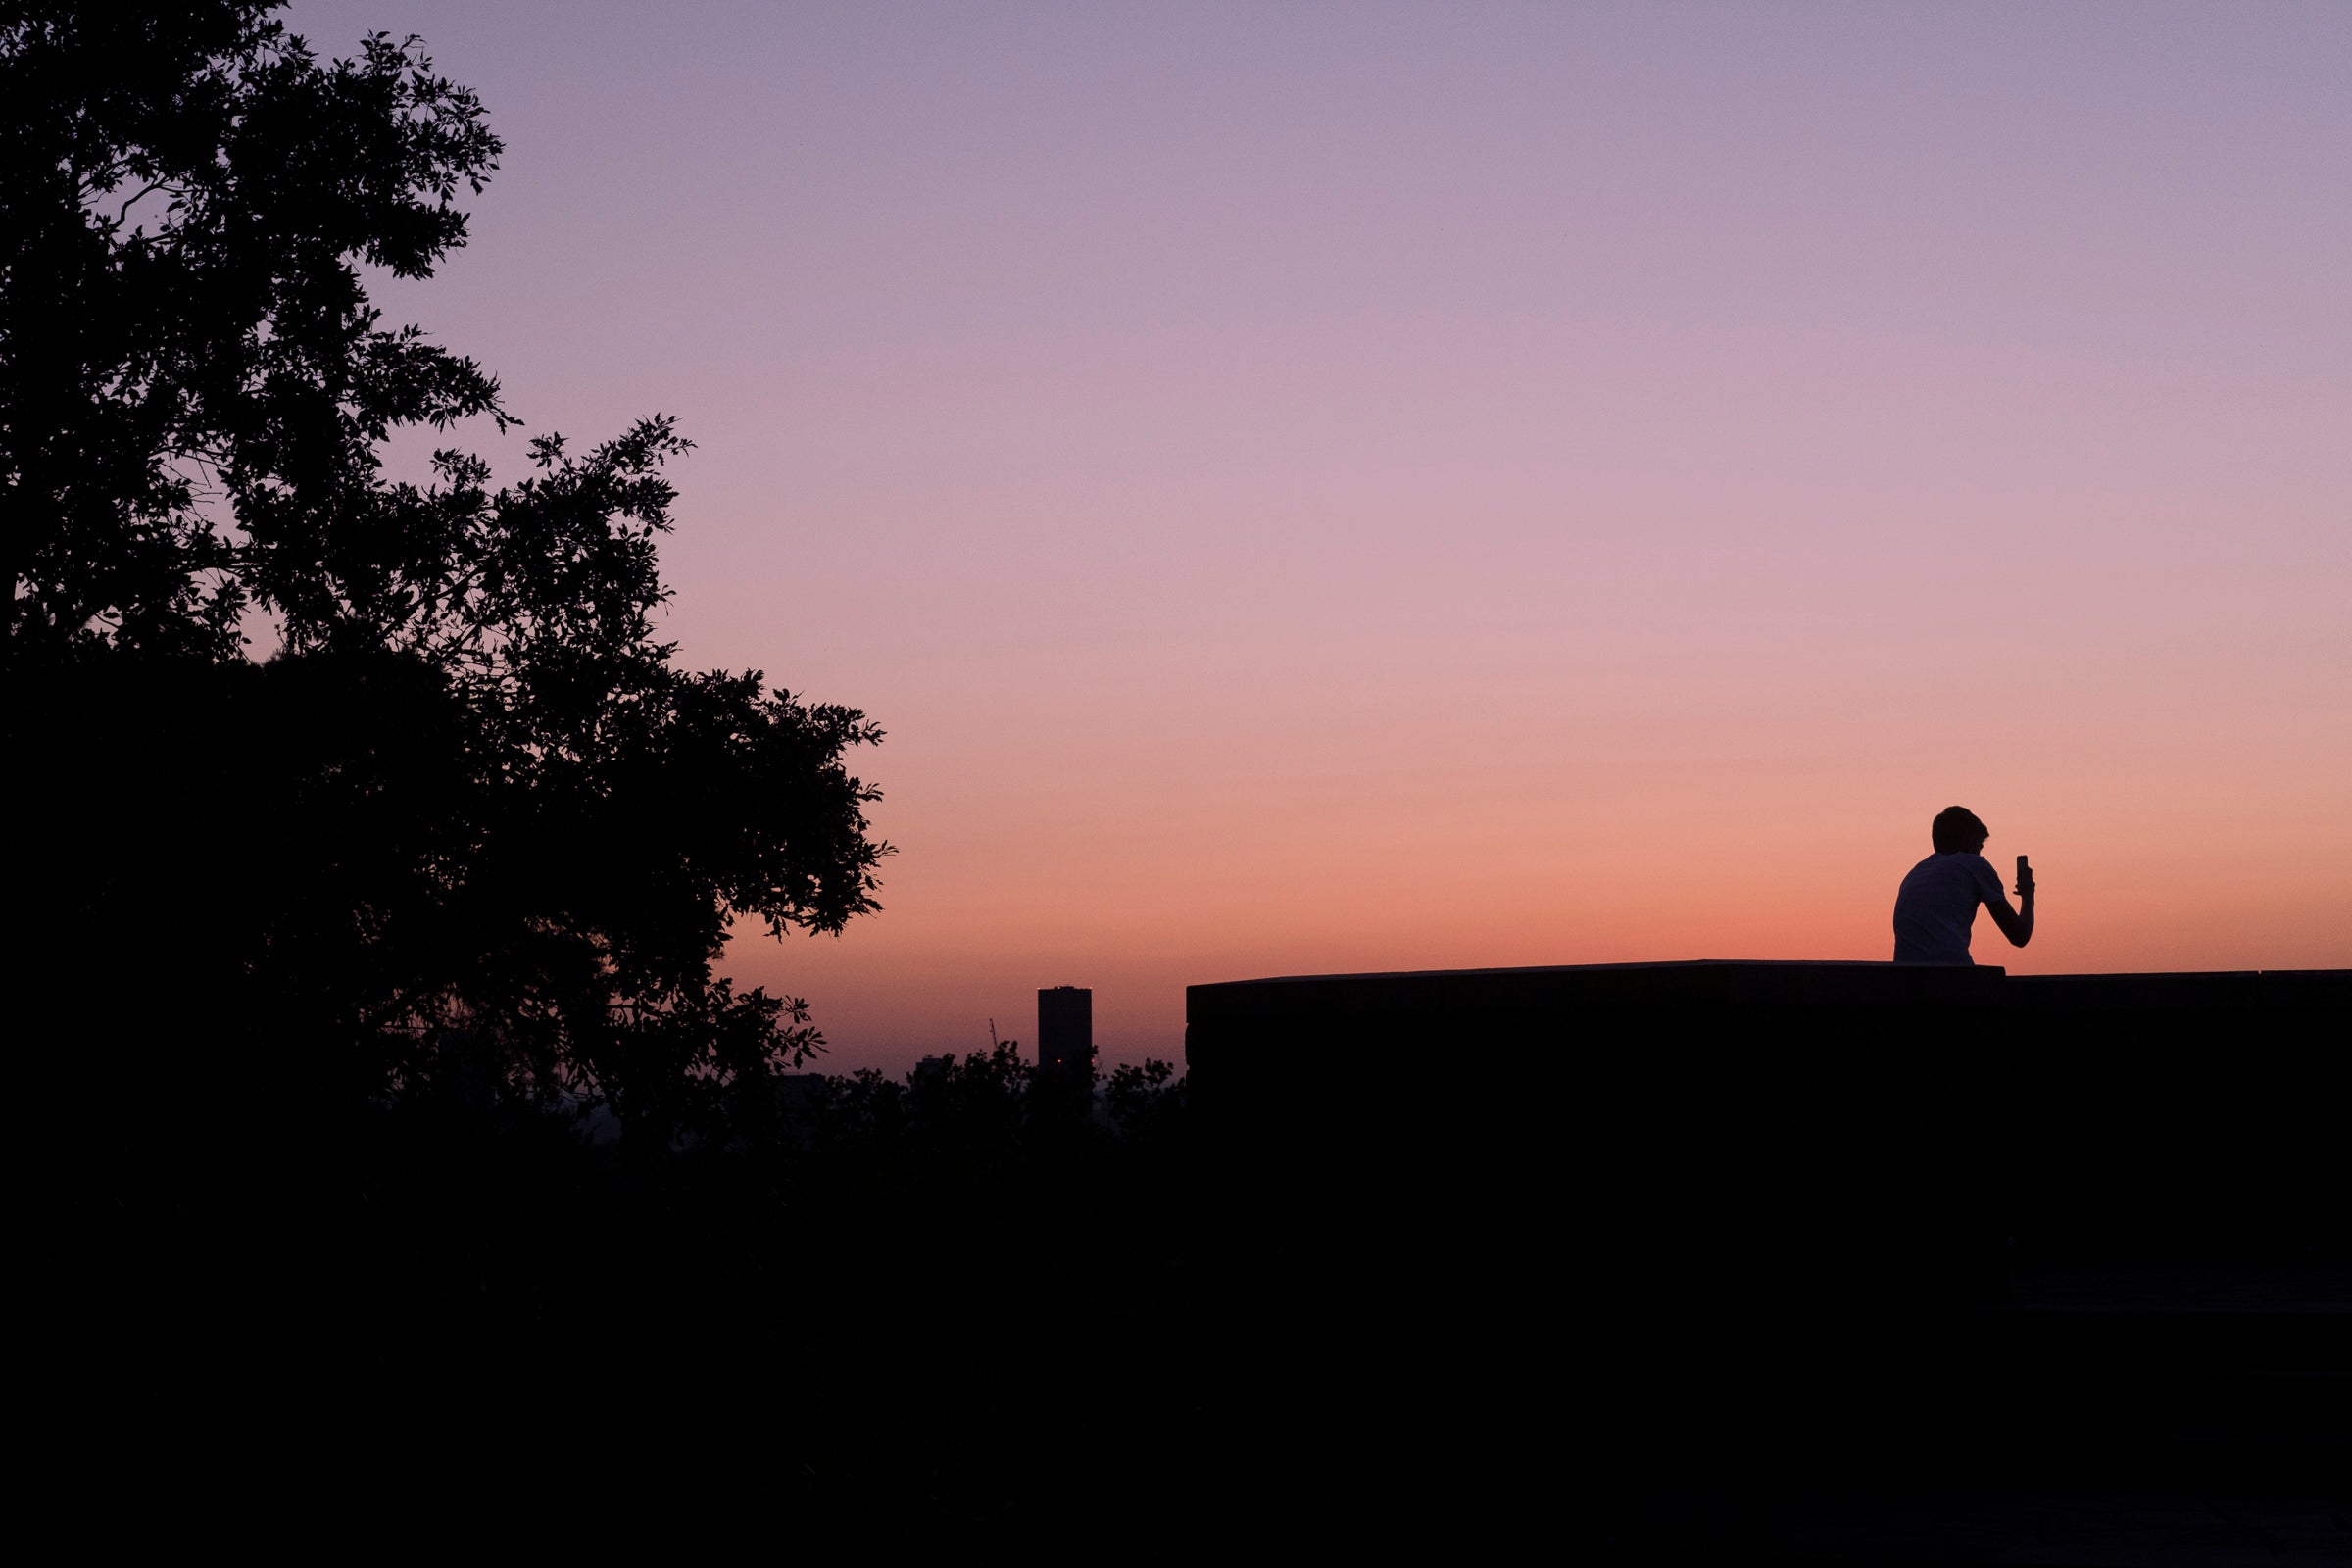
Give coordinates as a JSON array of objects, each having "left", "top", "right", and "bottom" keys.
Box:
[{"left": 3, "top": 1, "right": 888, "bottom": 1140}]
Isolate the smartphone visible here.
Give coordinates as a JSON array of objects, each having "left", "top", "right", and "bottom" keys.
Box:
[{"left": 2016, "top": 854, "right": 2032, "bottom": 892}]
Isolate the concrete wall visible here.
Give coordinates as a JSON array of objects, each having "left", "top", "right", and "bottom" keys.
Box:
[
  {"left": 1184, "top": 961, "right": 2348, "bottom": 1319},
  {"left": 2002, "top": 969, "right": 2348, "bottom": 1249}
]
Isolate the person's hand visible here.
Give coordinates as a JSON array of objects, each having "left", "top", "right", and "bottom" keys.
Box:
[{"left": 2016, "top": 867, "right": 2036, "bottom": 900}]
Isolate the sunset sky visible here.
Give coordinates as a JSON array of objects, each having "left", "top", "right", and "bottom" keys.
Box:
[{"left": 291, "top": 1, "right": 2350, "bottom": 1070}]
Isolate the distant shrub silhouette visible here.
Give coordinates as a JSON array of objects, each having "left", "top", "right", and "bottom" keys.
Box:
[
  {"left": 1105, "top": 1055, "right": 1188, "bottom": 1140},
  {"left": 796, "top": 1044, "right": 1187, "bottom": 1154},
  {"left": 4, "top": 2, "right": 887, "bottom": 1146}
]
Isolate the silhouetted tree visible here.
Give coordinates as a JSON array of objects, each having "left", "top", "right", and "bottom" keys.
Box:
[
  {"left": 1104, "top": 1056, "right": 1187, "bottom": 1140},
  {"left": 3, "top": 2, "right": 887, "bottom": 1144}
]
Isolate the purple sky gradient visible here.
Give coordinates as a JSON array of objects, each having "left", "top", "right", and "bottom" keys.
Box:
[{"left": 289, "top": 1, "right": 2350, "bottom": 1070}]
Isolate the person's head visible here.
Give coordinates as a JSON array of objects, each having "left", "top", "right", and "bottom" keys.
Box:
[{"left": 1932, "top": 805, "right": 1989, "bottom": 855}]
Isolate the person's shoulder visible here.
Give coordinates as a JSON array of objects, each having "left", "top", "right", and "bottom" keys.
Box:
[{"left": 1964, "top": 853, "right": 2003, "bottom": 886}]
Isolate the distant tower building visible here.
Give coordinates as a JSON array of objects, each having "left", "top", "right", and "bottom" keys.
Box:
[{"left": 1038, "top": 986, "right": 1093, "bottom": 1072}]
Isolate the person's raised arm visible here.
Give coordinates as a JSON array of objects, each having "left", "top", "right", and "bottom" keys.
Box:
[{"left": 1985, "top": 859, "right": 2035, "bottom": 948}]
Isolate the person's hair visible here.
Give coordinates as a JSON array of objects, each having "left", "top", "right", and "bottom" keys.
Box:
[{"left": 1932, "top": 805, "right": 1989, "bottom": 854}]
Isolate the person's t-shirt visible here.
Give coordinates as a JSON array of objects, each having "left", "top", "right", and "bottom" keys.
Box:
[{"left": 1891, "top": 852, "right": 2006, "bottom": 964}]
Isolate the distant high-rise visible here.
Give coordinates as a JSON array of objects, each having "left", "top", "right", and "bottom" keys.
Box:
[{"left": 1038, "top": 986, "right": 1092, "bottom": 1072}]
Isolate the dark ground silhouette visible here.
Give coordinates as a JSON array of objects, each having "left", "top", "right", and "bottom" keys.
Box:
[{"left": 32, "top": 981, "right": 2349, "bottom": 1559}]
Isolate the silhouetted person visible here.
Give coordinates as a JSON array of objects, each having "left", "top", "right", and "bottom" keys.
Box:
[{"left": 1892, "top": 806, "right": 2034, "bottom": 964}]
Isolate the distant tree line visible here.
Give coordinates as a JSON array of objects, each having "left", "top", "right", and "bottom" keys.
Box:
[{"left": 796, "top": 1042, "right": 1187, "bottom": 1149}]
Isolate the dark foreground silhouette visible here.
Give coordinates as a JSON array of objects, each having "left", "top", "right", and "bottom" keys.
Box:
[{"left": 30, "top": 964, "right": 2348, "bottom": 1560}]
